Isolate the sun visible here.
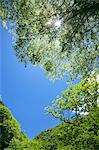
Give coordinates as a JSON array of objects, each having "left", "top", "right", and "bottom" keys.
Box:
[
  {"left": 47, "top": 19, "right": 62, "bottom": 28},
  {"left": 54, "top": 20, "right": 62, "bottom": 28}
]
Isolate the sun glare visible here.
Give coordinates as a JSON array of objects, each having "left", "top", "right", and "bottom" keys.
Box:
[
  {"left": 46, "top": 18, "right": 62, "bottom": 29},
  {"left": 54, "top": 20, "right": 62, "bottom": 28}
]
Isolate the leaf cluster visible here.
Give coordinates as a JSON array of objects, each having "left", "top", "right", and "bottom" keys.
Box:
[{"left": 0, "top": 0, "right": 98, "bottom": 80}]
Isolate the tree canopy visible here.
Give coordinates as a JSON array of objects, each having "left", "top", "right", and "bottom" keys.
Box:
[
  {"left": 0, "top": 101, "right": 44, "bottom": 150},
  {"left": 0, "top": 0, "right": 99, "bottom": 80},
  {"left": 47, "top": 70, "right": 99, "bottom": 121},
  {"left": 0, "top": 101, "right": 99, "bottom": 150},
  {"left": 0, "top": 100, "right": 26, "bottom": 149},
  {"left": 0, "top": 1, "right": 99, "bottom": 149}
]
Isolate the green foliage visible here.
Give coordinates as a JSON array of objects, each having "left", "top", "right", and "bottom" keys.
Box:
[
  {"left": 0, "top": 102, "right": 19, "bottom": 149},
  {"left": 0, "top": 0, "right": 98, "bottom": 80},
  {"left": 0, "top": 102, "right": 28, "bottom": 149},
  {"left": 47, "top": 70, "right": 99, "bottom": 121},
  {"left": 0, "top": 1, "right": 99, "bottom": 149},
  {"left": 0, "top": 99, "right": 99, "bottom": 149},
  {"left": 34, "top": 107, "right": 99, "bottom": 150},
  {"left": 0, "top": 102, "right": 46, "bottom": 150}
]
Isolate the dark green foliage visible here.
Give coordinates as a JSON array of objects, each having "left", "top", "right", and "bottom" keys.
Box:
[
  {"left": 44, "top": 61, "right": 53, "bottom": 72},
  {"left": 34, "top": 107, "right": 99, "bottom": 150},
  {"left": 1, "top": 100, "right": 99, "bottom": 150},
  {"left": 0, "top": 101, "right": 28, "bottom": 149},
  {"left": 0, "top": 101, "right": 44, "bottom": 150}
]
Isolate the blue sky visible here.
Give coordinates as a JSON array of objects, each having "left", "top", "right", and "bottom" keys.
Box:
[{"left": 0, "top": 22, "right": 69, "bottom": 139}]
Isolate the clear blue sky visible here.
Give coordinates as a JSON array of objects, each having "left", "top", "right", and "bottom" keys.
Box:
[{"left": 0, "top": 22, "right": 69, "bottom": 139}]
